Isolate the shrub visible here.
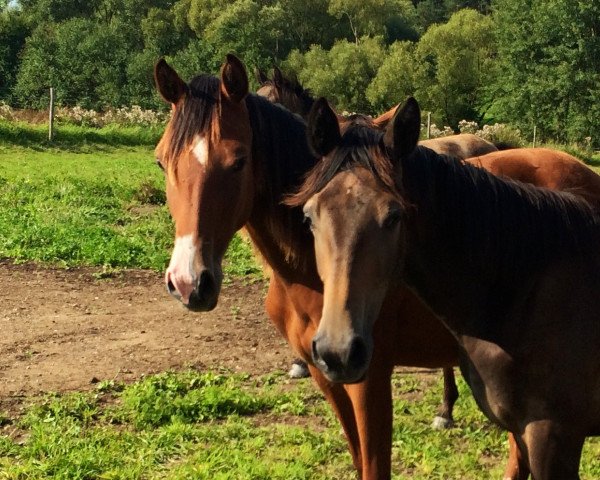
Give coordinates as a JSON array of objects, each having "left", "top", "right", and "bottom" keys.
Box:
[
  {"left": 426, "top": 123, "right": 454, "bottom": 138},
  {"left": 458, "top": 119, "right": 479, "bottom": 134},
  {"left": 476, "top": 123, "right": 525, "bottom": 148},
  {"left": 56, "top": 105, "right": 169, "bottom": 128},
  {"left": 0, "top": 101, "right": 14, "bottom": 121}
]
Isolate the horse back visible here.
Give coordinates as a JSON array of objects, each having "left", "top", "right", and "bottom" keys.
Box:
[
  {"left": 467, "top": 148, "right": 600, "bottom": 210},
  {"left": 421, "top": 133, "right": 498, "bottom": 160}
]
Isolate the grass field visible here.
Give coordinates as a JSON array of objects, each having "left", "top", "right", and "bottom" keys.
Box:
[
  {"left": 1, "top": 122, "right": 599, "bottom": 478},
  {"left": 1, "top": 370, "right": 599, "bottom": 479}
]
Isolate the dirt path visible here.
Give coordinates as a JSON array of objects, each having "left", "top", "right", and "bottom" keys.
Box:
[{"left": 0, "top": 261, "right": 296, "bottom": 410}]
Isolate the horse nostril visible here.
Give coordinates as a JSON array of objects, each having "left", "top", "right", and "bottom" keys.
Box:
[
  {"left": 312, "top": 339, "right": 319, "bottom": 361},
  {"left": 347, "top": 337, "right": 368, "bottom": 371},
  {"left": 165, "top": 272, "right": 179, "bottom": 298}
]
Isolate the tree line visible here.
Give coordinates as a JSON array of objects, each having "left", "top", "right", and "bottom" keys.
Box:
[{"left": 1, "top": 0, "right": 598, "bottom": 146}]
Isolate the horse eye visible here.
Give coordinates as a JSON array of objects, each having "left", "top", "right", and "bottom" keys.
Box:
[
  {"left": 156, "top": 159, "right": 165, "bottom": 172},
  {"left": 231, "top": 157, "right": 247, "bottom": 172},
  {"left": 383, "top": 210, "right": 401, "bottom": 229}
]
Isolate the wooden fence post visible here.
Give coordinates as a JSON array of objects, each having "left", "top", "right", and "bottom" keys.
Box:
[
  {"left": 532, "top": 125, "right": 537, "bottom": 148},
  {"left": 48, "top": 87, "right": 54, "bottom": 142},
  {"left": 427, "top": 112, "right": 432, "bottom": 139}
]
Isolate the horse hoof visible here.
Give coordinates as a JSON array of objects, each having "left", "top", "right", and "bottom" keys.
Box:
[
  {"left": 431, "top": 416, "right": 454, "bottom": 430},
  {"left": 288, "top": 359, "right": 311, "bottom": 379}
]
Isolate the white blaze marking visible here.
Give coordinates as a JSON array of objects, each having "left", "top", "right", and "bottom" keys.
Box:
[
  {"left": 168, "top": 234, "right": 197, "bottom": 283},
  {"left": 192, "top": 135, "right": 209, "bottom": 167}
]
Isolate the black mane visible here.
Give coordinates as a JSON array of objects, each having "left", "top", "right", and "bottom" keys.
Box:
[
  {"left": 244, "top": 93, "right": 318, "bottom": 266},
  {"left": 245, "top": 93, "right": 316, "bottom": 199},
  {"left": 164, "top": 74, "right": 219, "bottom": 166}
]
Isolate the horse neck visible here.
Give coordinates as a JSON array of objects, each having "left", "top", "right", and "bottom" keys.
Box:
[
  {"left": 243, "top": 95, "right": 321, "bottom": 286},
  {"left": 397, "top": 147, "right": 599, "bottom": 332}
]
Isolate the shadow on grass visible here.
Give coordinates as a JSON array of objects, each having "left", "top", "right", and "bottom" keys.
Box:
[{"left": 0, "top": 121, "right": 163, "bottom": 151}]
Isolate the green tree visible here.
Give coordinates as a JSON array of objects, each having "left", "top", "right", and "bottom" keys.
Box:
[
  {"left": 142, "top": 7, "right": 190, "bottom": 55},
  {"left": 0, "top": 7, "right": 29, "bottom": 100},
  {"left": 168, "top": 38, "right": 220, "bottom": 80},
  {"left": 14, "top": 18, "right": 130, "bottom": 109},
  {"left": 490, "top": 0, "right": 600, "bottom": 145},
  {"left": 18, "top": 0, "right": 102, "bottom": 24},
  {"left": 202, "top": 0, "right": 287, "bottom": 71},
  {"left": 328, "top": 0, "right": 418, "bottom": 44},
  {"left": 411, "top": 0, "right": 492, "bottom": 32},
  {"left": 413, "top": 8, "right": 495, "bottom": 128},
  {"left": 277, "top": 0, "right": 344, "bottom": 51},
  {"left": 187, "top": 0, "right": 223, "bottom": 36},
  {"left": 366, "top": 41, "right": 416, "bottom": 113},
  {"left": 286, "top": 37, "right": 386, "bottom": 113}
]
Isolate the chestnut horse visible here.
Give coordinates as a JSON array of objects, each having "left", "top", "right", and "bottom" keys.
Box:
[
  {"left": 292, "top": 97, "right": 600, "bottom": 479},
  {"left": 154, "top": 56, "right": 480, "bottom": 480},
  {"left": 466, "top": 148, "right": 600, "bottom": 210}
]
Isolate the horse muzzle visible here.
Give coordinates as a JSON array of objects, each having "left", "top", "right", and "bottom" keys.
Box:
[
  {"left": 166, "top": 268, "right": 220, "bottom": 312},
  {"left": 311, "top": 333, "right": 371, "bottom": 384}
]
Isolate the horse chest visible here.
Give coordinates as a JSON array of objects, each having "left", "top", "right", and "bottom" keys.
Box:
[{"left": 264, "top": 276, "right": 322, "bottom": 362}]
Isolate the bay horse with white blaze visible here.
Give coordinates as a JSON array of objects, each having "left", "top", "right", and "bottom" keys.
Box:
[{"left": 292, "top": 97, "right": 600, "bottom": 479}]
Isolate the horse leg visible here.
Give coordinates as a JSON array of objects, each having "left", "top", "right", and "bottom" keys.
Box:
[
  {"left": 263, "top": 280, "right": 361, "bottom": 473},
  {"left": 432, "top": 367, "right": 459, "bottom": 429},
  {"left": 519, "top": 421, "right": 585, "bottom": 480},
  {"left": 345, "top": 358, "right": 394, "bottom": 480},
  {"left": 308, "top": 364, "right": 363, "bottom": 475},
  {"left": 503, "top": 432, "right": 530, "bottom": 480}
]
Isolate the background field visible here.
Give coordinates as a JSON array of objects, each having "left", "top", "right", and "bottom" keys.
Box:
[{"left": 0, "top": 125, "right": 599, "bottom": 478}]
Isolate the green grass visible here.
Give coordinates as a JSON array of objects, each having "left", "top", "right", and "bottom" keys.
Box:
[
  {"left": 590, "top": 151, "right": 600, "bottom": 170},
  {"left": 0, "top": 120, "right": 163, "bottom": 149},
  {"left": 1, "top": 370, "right": 598, "bottom": 479},
  {"left": 0, "top": 126, "right": 261, "bottom": 279}
]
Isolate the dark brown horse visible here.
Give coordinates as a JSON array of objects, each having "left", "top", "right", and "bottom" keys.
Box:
[
  {"left": 256, "top": 67, "right": 462, "bottom": 421},
  {"left": 154, "top": 56, "right": 473, "bottom": 480},
  {"left": 292, "top": 97, "right": 600, "bottom": 479},
  {"left": 256, "top": 68, "right": 498, "bottom": 414},
  {"left": 256, "top": 67, "right": 315, "bottom": 120}
]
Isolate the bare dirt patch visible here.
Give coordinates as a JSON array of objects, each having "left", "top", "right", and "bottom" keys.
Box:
[{"left": 0, "top": 260, "right": 295, "bottom": 412}]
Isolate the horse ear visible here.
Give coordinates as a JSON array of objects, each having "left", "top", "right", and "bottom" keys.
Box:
[
  {"left": 384, "top": 97, "right": 420, "bottom": 159},
  {"left": 307, "top": 97, "right": 341, "bottom": 157},
  {"left": 220, "top": 54, "right": 249, "bottom": 103},
  {"left": 372, "top": 103, "right": 399, "bottom": 130},
  {"left": 154, "top": 58, "right": 187, "bottom": 105},
  {"left": 272, "top": 66, "right": 284, "bottom": 85},
  {"left": 255, "top": 68, "right": 268, "bottom": 85}
]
